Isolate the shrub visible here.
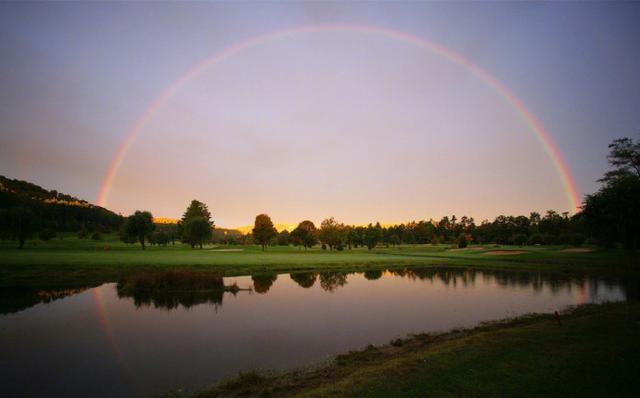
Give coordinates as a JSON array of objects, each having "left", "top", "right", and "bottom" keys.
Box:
[
  {"left": 91, "top": 232, "right": 102, "bottom": 241},
  {"left": 77, "top": 226, "right": 88, "bottom": 239}
]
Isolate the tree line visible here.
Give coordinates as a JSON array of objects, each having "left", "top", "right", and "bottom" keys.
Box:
[{"left": 2, "top": 138, "right": 639, "bottom": 259}]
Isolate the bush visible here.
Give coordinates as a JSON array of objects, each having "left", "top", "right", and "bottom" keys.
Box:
[
  {"left": 39, "top": 228, "right": 57, "bottom": 241},
  {"left": 91, "top": 232, "right": 102, "bottom": 241},
  {"left": 513, "top": 233, "right": 527, "bottom": 246},
  {"left": 77, "top": 226, "right": 88, "bottom": 239},
  {"left": 457, "top": 235, "right": 468, "bottom": 248}
]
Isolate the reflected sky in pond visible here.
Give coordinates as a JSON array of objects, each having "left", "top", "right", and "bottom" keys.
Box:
[{"left": 0, "top": 268, "right": 629, "bottom": 397}]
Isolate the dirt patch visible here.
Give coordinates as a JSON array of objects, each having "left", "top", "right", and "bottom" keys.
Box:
[
  {"left": 562, "top": 248, "right": 595, "bottom": 253},
  {"left": 483, "top": 250, "right": 529, "bottom": 256}
]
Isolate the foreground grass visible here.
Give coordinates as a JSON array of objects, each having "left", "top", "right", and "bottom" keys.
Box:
[
  {"left": 179, "top": 302, "right": 640, "bottom": 398},
  {"left": 0, "top": 235, "right": 633, "bottom": 289}
]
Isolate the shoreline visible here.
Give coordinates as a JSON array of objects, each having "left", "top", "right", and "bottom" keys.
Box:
[{"left": 171, "top": 301, "right": 640, "bottom": 397}]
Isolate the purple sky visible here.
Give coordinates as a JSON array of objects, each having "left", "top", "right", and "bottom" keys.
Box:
[{"left": 1, "top": 2, "right": 639, "bottom": 227}]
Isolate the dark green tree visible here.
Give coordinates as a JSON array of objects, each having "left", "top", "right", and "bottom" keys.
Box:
[
  {"left": 277, "top": 230, "right": 290, "bottom": 246},
  {"left": 364, "top": 223, "right": 383, "bottom": 250},
  {"left": 181, "top": 200, "right": 213, "bottom": 224},
  {"left": 584, "top": 137, "right": 640, "bottom": 264},
  {"left": 291, "top": 220, "right": 318, "bottom": 250},
  {"left": 183, "top": 216, "right": 212, "bottom": 248},
  {"left": 124, "top": 211, "right": 155, "bottom": 250},
  {"left": 252, "top": 214, "right": 277, "bottom": 251},
  {"left": 319, "top": 217, "right": 346, "bottom": 250}
]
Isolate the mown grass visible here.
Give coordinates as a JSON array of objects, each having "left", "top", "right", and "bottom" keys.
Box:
[
  {"left": 0, "top": 234, "right": 633, "bottom": 289},
  {"left": 179, "top": 301, "right": 640, "bottom": 398}
]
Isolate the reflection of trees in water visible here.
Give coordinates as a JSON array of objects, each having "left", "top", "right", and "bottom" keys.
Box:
[
  {"left": 0, "top": 287, "right": 90, "bottom": 315},
  {"left": 117, "top": 269, "right": 234, "bottom": 310},
  {"left": 385, "top": 267, "right": 637, "bottom": 302},
  {"left": 252, "top": 274, "right": 278, "bottom": 294},
  {"left": 319, "top": 272, "right": 349, "bottom": 292},
  {"left": 290, "top": 272, "right": 317, "bottom": 288},
  {"left": 363, "top": 270, "right": 383, "bottom": 280}
]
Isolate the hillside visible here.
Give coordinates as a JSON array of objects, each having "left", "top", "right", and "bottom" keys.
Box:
[{"left": 0, "top": 175, "right": 122, "bottom": 232}]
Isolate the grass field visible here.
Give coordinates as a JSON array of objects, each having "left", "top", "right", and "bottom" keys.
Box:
[
  {"left": 0, "top": 234, "right": 633, "bottom": 289},
  {"left": 174, "top": 302, "right": 640, "bottom": 398}
]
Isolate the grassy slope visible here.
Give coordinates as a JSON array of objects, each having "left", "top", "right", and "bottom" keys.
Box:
[{"left": 188, "top": 302, "right": 640, "bottom": 398}]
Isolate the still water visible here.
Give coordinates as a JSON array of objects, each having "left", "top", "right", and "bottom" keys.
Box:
[{"left": 0, "top": 268, "right": 628, "bottom": 397}]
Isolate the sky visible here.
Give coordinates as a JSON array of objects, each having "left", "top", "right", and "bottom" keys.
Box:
[{"left": 1, "top": 2, "right": 639, "bottom": 227}]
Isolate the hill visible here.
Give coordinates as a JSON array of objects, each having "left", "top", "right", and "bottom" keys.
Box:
[{"left": 0, "top": 175, "right": 122, "bottom": 233}]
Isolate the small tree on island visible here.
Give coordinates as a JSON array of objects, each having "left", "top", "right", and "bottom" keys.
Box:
[
  {"left": 291, "top": 220, "right": 318, "bottom": 250},
  {"left": 252, "top": 213, "right": 277, "bottom": 251},
  {"left": 124, "top": 211, "right": 155, "bottom": 250}
]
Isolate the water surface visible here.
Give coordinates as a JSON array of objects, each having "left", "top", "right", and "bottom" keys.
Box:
[{"left": 0, "top": 268, "right": 627, "bottom": 397}]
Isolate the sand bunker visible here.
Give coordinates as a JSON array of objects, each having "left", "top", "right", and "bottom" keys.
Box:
[
  {"left": 483, "top": 250, "right": 529, "bottom": 256},
  {"left": 562, "top": 248, "right": 594, "bottom": 253}
]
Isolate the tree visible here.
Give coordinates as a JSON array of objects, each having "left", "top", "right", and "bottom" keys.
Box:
[
  {"left": 252, "top": 214, "right": 277, "bottom": 251},
  {"left": 180, "top": 200, "right": 214, "bottom": 248},
  {"left": 277, "top": 230, "right": 290, "bottom": 246},
  {"left": 291, "top": 220, "right": 317, "bottom": 250},
  {"left": 181, "top": 200, "right": 213, "bottom": 224},
  {"left": 319, "top": 217, "right": 346, "bottom": 250},
  {"left": 600, "top": 137, "right": 640, "bottom": 183},
  {"left": 364, "top": 223, "right": 383, "bottom": 250},
  {"left": 124, "top": 211, "right": 155, "bottom": 250},
  {"left": 183, "top": 217, "right": 212, "bottom": 248},
  {"left": 583, "top": 137, "right": 640, "bottom": 264},
  {"left": 154, "top": 231, "right": 169, "bottom": 246}
]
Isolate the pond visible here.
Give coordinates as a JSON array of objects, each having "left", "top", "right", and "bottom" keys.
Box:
[{"left": 0, "top": 268, "right": 630, "bottom": 397}]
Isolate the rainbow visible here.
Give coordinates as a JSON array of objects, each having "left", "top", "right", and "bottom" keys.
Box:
[{"left": 97, "top": 24, "right": 581, "bottom": 211}]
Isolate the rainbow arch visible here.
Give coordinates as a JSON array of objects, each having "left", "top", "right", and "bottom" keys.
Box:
[{"left": 97, "top": 24, "right": 581, "bottom": 212}]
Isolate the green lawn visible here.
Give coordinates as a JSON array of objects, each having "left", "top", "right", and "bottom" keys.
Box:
[
  {"left": 183, "top": 302, "right": 640, "bottom": 398},
  {"left": 0, "top": 235, "right": 632, "bottom": 288}
]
